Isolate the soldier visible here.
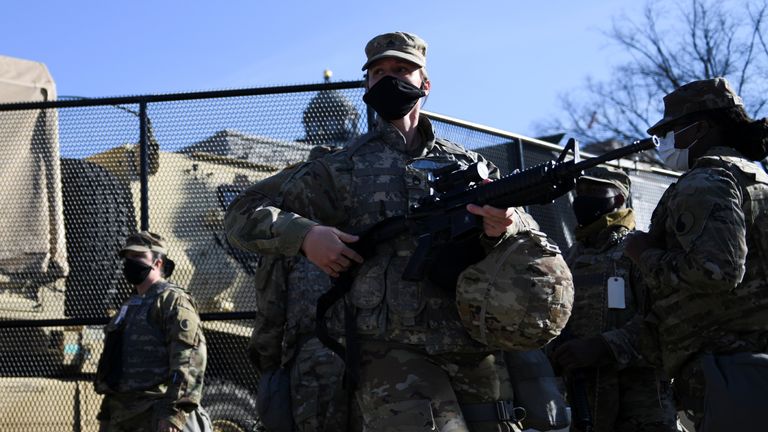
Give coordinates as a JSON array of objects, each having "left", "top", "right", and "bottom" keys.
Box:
[
  {"left": 252, "top": 254, "right": 356, "bottom": 432},
  {"left": 249, "top": 146, "right": 359, "bottom": 432},
  {"left": 94, "top": 231, "right": 211, "bottom": 432},
  {"left": 226, "top": 31, "right": 572, "bottom": 431},
  {"left": 550, "top": 167, "right": 677, "bottom": 432},
  {"left": 625, "top": 77, "right": 768, "bottom": 431}
]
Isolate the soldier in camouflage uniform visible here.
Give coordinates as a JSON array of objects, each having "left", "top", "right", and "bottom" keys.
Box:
[
  {"left": 551, "top": 167, "right": 677, "bottom": 431},
  {"left": 625, "top": 77, "right": 768, "bottom": 431},
  {"left": 249, "top": 146, "right": 360, "bottom": 432},
  {"left": 252, "top": 253, "right": 356, "bottom": 432},
  {"left": 95, "top": 231, "right": 210, "bottom": 432},
  {"left": 226, "top": 31, "right": 557, "bottom": 431}
]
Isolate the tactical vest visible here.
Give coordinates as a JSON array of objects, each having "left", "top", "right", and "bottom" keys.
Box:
[
  {"left": 567, "top": 226, "right": 638, "bottom": 341},
  {"left": 116, "top": 283, "right": 176, "bottom": 392},
  {"left": 651, "top": 152, "right": 768, "bottom": 375},
  {"left": 342, "top": 134, "right": 487, "bottom": 353}
]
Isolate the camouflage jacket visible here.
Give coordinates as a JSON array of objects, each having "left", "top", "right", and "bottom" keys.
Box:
[
  {"left": 95, "top": 281, "right": 207, "bottom": 429},
  {"left": 249, "top": 253, "right": 336, "bottom": 373},
  {"left": 565, "top": 209, "right": 646, "bottom": 367},
  {"left": 246, "top": 146, "right": 340, "bottom": 374},
  {"left": 639, "top": 146, "right": 768, "bottom": 379},
  {"left": 226, "top": 116, "right": 534, "bottom": 353}
]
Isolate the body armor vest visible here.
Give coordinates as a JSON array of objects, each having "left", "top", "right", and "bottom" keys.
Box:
[
  {"left": 118, "top": 283, "right": 173, "bottom": 392},
  {"left": 343, "top": 135, "right": 486, "bottom": 353},
  {"left": 567, "top": 226, "right": 637, "bottom": 341}
]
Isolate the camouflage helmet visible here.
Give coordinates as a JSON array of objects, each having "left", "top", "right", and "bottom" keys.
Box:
[
  {"left": 577, "top": 166, "right": 631, "bottom": 199},
  {"left": 119, "top": 231, "right": 175, "bottom": 276},
  {"left": 362, "top": 32, "right": 427, "bottom": 71},
  {"left": 455, "top": 230, "right": 574, "bottom": 351},
  {"left": 647, "top": 77, "right": 744, "bottom": 135},
  {"left": 119, "top": 231, "right": 167, "bottom": 256}
]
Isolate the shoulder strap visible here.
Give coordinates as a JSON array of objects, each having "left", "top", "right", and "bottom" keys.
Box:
[{"left": 434, "top": 137, "right": 469, "bottom": 155}]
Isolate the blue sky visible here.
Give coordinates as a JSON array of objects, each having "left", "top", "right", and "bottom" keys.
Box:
[{"left": 2, "top": 1, "right": 645, "bottom": 137}]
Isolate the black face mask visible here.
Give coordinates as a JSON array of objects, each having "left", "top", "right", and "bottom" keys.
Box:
[
  {"left": 572, "top": 196, "right": 618, "bottom": 227},
  {"left": 363, "top": 75, "right": 426, "bottom": 121},
  {"left": 123, "top": 258, "right": 153, "bottom": 286}
]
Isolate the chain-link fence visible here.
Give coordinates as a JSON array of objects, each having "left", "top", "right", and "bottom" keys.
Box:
[{"left": 0, "top": 80, "right": 677, "bottom": 431}]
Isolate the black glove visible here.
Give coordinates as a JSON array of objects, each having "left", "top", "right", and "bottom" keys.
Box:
[{"left": 552, "top": 335, "right": 613, "bottom": 371}]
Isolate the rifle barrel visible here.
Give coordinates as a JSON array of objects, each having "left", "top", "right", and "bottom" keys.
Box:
[{"left": 571, "top": 136, "right": 658, "bottom": 173}]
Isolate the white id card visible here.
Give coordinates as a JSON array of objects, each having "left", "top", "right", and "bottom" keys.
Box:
[{"left": 607, "top": 277, "right": 626, "bottom": 309}]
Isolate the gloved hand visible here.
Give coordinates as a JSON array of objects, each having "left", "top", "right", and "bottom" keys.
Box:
[{"left": 552, "top": 335, "right": 614, "bottom": 371}]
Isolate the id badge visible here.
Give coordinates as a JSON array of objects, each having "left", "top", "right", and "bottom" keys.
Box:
[
  {"left": 114, "top": 305, "right": 128, "bottom": 325},
  {"left": 607, "top": 277, "right": 626, "bottom": 309}
]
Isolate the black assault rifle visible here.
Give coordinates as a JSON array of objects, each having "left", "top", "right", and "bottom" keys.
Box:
[{"left": 316, "top": 137, "right": 659, "bottom": 388}]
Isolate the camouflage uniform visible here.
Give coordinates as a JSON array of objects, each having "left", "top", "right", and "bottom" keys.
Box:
[
  {"left": 638, "top": 78, "right": 768, "bottom": 429},
  {"left": 251, "top": 252, "right": 356, "bottom": 432},
  {"left": 95, "top": 281, "right": 207, "bottom": 431},
  {"left": 564, "top": 208, "right": 677, "bottom": 432},
  {"left": 639, "top": 146, "right": 768, "bottom": 421},
  {"left": 248, "top": 146, "right": 358, "bottom": 432},
  {"left": 226, "top": 112, "right": 536, "bottom": 431},
  {"left": 95, "top": 232, "right": 208, "bottom": 432}
]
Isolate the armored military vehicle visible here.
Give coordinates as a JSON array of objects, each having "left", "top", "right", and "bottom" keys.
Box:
[{"left": 0, "top": 54, "right": 366, "bottom": 432}]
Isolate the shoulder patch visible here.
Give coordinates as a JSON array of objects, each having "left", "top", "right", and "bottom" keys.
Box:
[
  {"left": 179, "top": 318, "right": 191, "bottom": 331},
  {"left": 675, "top": 211, "right": 697, "bottom": 236}
]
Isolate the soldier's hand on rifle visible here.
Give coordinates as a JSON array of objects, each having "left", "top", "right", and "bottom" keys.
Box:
[
  {"left": 466, "top": 203, "right": 516, "bottom": 238},
  {"left": 302, "top": 225, "right": 363, "bottom": 277},
  {"left": 552, "top": 335, "right": 613, "bottom": 371}
]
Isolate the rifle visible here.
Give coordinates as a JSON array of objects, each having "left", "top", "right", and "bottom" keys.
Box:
[
  {"left": 401, "top": 136, "right": 658, "bottom": 281},
  {"left": 316, "top": 137, "right": 658, "bottom": 388}
]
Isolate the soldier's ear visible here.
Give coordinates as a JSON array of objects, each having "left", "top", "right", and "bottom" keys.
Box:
[
  {"left": 613, "top": 194, "right": 626, "bottom": 208},
  {"left": 422, "top": 77, "right": 431, "bottom": 95}
]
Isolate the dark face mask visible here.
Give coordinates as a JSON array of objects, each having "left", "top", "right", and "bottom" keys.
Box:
[
  {"left": 572, "top": 196, "right": 619, "bottom": 227},
  {"left": 123, "top": 258, "right": 153, "bottom": 286},
  {"left": 363, "top": 75, "right": 426, "bottom": 121}
]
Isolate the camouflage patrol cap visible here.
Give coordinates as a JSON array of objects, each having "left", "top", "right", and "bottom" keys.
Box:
[
  {"left": 578, "top": 166, "right": 631, "bottom": 199},
  {"left": 648, "top": 77, "right": 744, "bottom": 135},
  {"left": 362, "top": 32, "right": 427, "bottom": 71},
  {"left": 119, "top": 231, "right": 168, "bottom": 256},
  {"left": 456, "top": 230, "right": 574, "bottom": 351}
]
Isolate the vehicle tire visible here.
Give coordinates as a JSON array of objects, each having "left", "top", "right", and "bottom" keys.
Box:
[
  {"left": 60, "top": 158, "right": 136, "bottom": 318},
  {"left": 203, "top": 380, "right": 263, "bottom": 432}
]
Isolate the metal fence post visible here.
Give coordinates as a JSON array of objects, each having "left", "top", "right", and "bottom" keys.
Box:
[{"left": 139, "top": 101, "right": 150, "bottom": 231}]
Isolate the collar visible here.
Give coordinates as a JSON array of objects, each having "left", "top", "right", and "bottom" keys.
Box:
[
  {"left": 700, "top": 146, "right": 747, "bottom": 160},
  {"left": 575, "top": 208, "right": 636, "bottom": 247},
  {"left": 142, "top": 280, "right": 169, "bottom": 297},
  {"left": 376, "top": 114, "right": 436, "bottom": 156}
]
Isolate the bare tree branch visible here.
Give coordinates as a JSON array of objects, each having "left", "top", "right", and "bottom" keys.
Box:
[{"left": 541, "top": 0, "right": 768, "bottom": 144}]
